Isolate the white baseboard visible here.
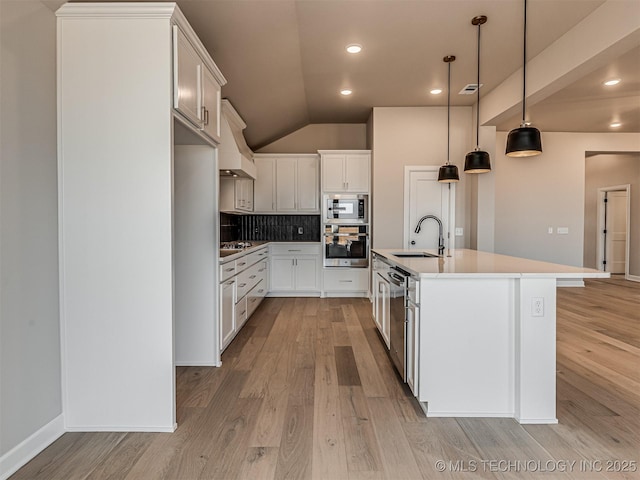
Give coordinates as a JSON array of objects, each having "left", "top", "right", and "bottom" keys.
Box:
[
  {"left": 557, "top": 279, "right": 585, "bottom": 288},
  {"left": 321, "top": 292, "right": 368, "bottom": 298},
  {"left": 64, "top": 424, "right": 176, "bottom": 433},
  {"left": 515, "top": 417, "right": 559, "bottom": 424},
  {"left": 627, "top": 274, "right": 640, "bottom": 283},
  {"left": 0, "top": 414, "right": 65, "bottom": 480},
  {"left": 174, "top": 361, "right": 218, "bottom": 367}
]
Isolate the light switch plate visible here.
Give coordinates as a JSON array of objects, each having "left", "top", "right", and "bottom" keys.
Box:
[
  {"left": 455, "top": 227, "right": 463, "bottom": 236},
  {"left": 557, "top": 227, "right": 569, "bottom": 235}
]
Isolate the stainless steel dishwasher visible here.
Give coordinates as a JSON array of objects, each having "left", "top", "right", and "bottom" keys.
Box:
[{"left": 387, "top": 266, "right": 410, "bottom": 381}]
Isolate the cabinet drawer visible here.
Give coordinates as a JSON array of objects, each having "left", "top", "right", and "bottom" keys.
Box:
[
  {"left": 244, "top": 247, "right": 268, "bottom": 267},
  {"left": 270, "top": 243, "right": 320, "bottom": 255},
  {"left": 323, "top": 268, "right": 369, "bottom": 291},
  {"left": 237, "top": 261, "right": 263, "bottom": 299},
  {"left": 220, "top": 261, "right": 237, "bottom": 281},
  {"left": 235, "top": 296, "right": 248, "bottom": 329},
  {"left": 247, "top": 279, "right": 266, "bottom": 317}
]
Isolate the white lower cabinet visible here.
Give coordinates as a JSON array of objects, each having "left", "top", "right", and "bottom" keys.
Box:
[
  {"left": 219, "top": 246, "right": 268, "bottom": 352},
  {"left": 322, "top": 268, "right": 369, "bottom": 297},
  {"left": 269, "top": 243, "right": 321, "bottom": 296},
  {"left": 373, "top": 271, "right": 390, "bottom": 348},
  {"left": 220, "top": 278, "right": 236, "bottom": 350}
]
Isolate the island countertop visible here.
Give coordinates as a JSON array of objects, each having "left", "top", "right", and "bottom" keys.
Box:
[{"left": 372, "top": 248, "right": 610, "bottom": 279}]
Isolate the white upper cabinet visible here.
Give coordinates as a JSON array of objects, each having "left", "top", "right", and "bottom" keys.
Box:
[
  {"left": 172, "top": 22, "right": 225, "bottom": 143},
  {"left": 320, "top": 150, "right": 371, "bottom": 193},
  {"left": 253, "top": 154, "right": 320, "bottom": 213},
  {"left": 200, "top": 66, "right": 221, "bottom": 142},
  {"left": 254, "top": 157, "right": 276, "bottom": 212},
  {"left": 276, "top": 157, "right": 297, "bottom": 211},
  {"left": 173, "top": 26, "right": 201, "bottom": 128}
]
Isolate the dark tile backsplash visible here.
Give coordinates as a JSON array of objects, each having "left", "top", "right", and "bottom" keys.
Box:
[
  {"left": 240, "top": 215, "right": 321, "bottom": 242},
  {"left": 220, "top": 213, "right": 321, "bottom": 242}
]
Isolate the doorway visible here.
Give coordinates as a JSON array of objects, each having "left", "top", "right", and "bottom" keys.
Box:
[
  {"left": 596, "top": 185, "right": 630, "bottom": 276},
  {"left": 403, "top": 166, "right": 455, "bottom": 251}
]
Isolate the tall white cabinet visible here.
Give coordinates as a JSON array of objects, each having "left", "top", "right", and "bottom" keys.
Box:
[{"left": 57, "top": 3, "right": 225, "bottom": 431}]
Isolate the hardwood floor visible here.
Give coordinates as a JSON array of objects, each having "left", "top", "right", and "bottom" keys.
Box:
[{"left": 11, "top": 278, "right": 640, "bottom": 479}]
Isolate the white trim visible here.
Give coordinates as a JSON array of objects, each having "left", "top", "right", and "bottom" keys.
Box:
[
  {"left": 64, "top": 424, "right": 176, "bottom": 433},
  {"left": 0, "top": 415, "right": 65, "bottom": 480},
  {"left": 426, "top": 411, "right": 514, "bottom": 418},
  {"left": 627, "top": 274, "right": 640, "bottom": 283},
  {"left": 557, "top": 279, "right": 585, "bottom": 288},
  {"left": 174, "top": 361, "right": 218, "bottom": 367},
  {"left": 595, "top": 185, "right": 631, "bottom": 278},
  {"left": 515, "top": 418, "right": 559, "bottom": 425},
  {"left": 56, "top": 2, "right": 178, "bottom": 18}
]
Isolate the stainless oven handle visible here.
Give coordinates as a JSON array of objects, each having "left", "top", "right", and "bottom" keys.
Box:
[
  {"left": 387, "top": 271, "right": 406, "bottom": 287},
  {"left": 323, "top": 233, "right": 369, "bottom": 237}
]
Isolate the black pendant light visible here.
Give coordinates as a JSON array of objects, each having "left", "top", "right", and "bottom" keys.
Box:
[
  {"left": 506, "top": 0, "right": 542, "bottom": 157},
  {"left": 438, "top": 55, "right": 460, "bottom": 183},
  {"left": 464, "top": 15, "right": 491, "bottom": 173}
]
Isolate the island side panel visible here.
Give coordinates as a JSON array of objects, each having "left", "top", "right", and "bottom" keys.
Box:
[
  {"left": 418, "top": 278, "right": 515, "bottom": 417},
  {"left": 515, "top": 278, "right": 558, "bottom": 424}
]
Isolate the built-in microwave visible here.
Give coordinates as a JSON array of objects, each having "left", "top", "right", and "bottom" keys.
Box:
[{"left": 323, "top": 194, "right": 368, "bottom": 224}]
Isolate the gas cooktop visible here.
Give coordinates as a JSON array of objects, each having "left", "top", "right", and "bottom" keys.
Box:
[{"left": 220, "top": 241, "right": 253, "bottom": 250}]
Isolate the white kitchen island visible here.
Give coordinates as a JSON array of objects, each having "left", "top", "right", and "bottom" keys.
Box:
[{"left": 371, "top": 248, "right": 609, "bottom": 424}]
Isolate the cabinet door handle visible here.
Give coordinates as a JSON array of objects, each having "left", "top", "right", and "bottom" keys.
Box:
[
  {"left": 288, "top": 249, "right": 301, "bottom": 252},
  {"left": 339, "top": 280, "right": 353, "bottom": 283},
  {"left": 249, "top": 275, "right": 257, "bottom": 279},
  {"left": 238, "top": 262, "right": 247, "bottom": 266},
  {"left": 226, "top": 280, "right": 235, "bottom": 286},
  {"left": 204, "top": 108, "right": 209, "bottom": 126},
  {"left": 225, "top": 267, "right": 235, "bottom": 272},
  {"left": 239, "top": 283, "right": 247, "bottom": 288},
  {"left": 258, "top": 289, "right": 264, "bottom": 293}
]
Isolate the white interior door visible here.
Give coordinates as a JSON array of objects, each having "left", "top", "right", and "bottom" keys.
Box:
[
  {"left": 606, "top": 191, "right": 628, "bottom": 274},
  {"left": 405, "top": 168, "right": 454, "bottom": 251}
]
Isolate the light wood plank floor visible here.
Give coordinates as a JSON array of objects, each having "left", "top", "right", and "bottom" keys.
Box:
[{"left": 11, "top": 278, "right": 640, "bottom": 479}]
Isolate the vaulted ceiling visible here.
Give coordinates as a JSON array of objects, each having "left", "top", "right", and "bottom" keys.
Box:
[{"left": 61, "top": 0, "right": 640, "bottom": 149}]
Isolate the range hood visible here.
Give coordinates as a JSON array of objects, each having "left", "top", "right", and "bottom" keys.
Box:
[{"left": 219, "top": 99, "right": 256, "bottom": 179}]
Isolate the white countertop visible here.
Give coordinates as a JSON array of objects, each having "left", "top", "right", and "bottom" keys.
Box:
[{"left": 372, "top": 248, "right": 610, "bottom": 279}]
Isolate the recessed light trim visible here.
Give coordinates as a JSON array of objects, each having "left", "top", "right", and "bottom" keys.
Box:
[
  {"left": 604, "top": 78, "right": 621, "bottom": 86},
  {"left": 340, "top": 89, "right": 353, "bottom": 96},
  {"left": 610, "top": 122, "right": 622, "bottom": 128},
  {"left": 346, "top": 44, "right": 362, "bottom": 54},
  {"left": 430, "top": 88, "right": 442, "bottom": 95}
]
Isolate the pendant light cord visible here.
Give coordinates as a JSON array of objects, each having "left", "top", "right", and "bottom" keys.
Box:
[
  {"left": 476, "top": 20, "right": 481, "bottom": 148},
  {"left": 447, "top": 59, "right": 451, "bottom": 164},
  {"left": 522, "top": 0, "right": 527, "bottom": 125}
]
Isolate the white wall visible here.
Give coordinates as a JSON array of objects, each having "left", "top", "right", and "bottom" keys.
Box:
[
  {"left": 583, "top": 153, "right": 640, "bottom": 276},
  {"left": 257, "top": 123, "right": 367, "bottom": 153},
  {"left": 0, "top": 0, "right": 62, "bottom": 462},
  {"left": 370, "top": 106, "right": 472, "bottom": 249},
  {"left": 492, "top": 132, "right": 640, "bottom": 267}
]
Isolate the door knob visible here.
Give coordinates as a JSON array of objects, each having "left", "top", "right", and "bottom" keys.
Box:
[{"left": 410, "top": 240, "right": 416, "bottom": 245}]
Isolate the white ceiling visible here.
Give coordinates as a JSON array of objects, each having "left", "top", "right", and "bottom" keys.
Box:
[{"left": 62, "top": 0, "right": 640, "bottom": 149}]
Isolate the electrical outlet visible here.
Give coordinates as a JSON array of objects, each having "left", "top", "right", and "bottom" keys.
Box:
[
  {"left": 455, "top": 227, "right": 463, "bottom": 236},
  {"left": 532, "top": 297, "right": 544, "bottom": 317},
  {"left": 298, "top": 227, "right": 304, "bottom": 235},
  {"left": 548, "top": 227, "right": 553, "bottom": 234}
]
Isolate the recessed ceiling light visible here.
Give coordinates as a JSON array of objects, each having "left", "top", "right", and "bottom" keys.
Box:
[
  {"left": 346, "top": 44, "right": 362, "bottom": 54},
  {"left": 610, "top": 122, "right": 622, "bottom": 128},
  {"left": 340, "top": 89, "right": 353, "bottom": 96},
  {"left": 430, "top": 88, "right": 443, "bottom": 95},
  {"left": 604, "top": 78, "right": 621, "bottom": 86}
]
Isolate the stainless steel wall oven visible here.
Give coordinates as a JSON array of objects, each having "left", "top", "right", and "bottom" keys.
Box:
[{"left": 323, "top": 224, "right": 369, "bottom": 267}]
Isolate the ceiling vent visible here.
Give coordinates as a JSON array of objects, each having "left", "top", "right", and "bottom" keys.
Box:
[{"left": 459, "top": 83, "right": 482, "bottom": 95}]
